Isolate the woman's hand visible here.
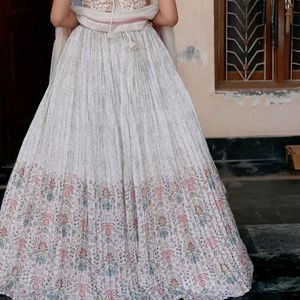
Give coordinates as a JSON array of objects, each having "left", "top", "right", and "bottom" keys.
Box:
[
  {"left": 152, "top": 0, "right": 178, "bottom": 27},
  {"left": 51, "top": 0, "right": 78, "bottom": 28}
]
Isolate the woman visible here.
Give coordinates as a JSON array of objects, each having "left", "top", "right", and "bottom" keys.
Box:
[{"left": 0, "top": 1, "right": 253, "bottom": 299}]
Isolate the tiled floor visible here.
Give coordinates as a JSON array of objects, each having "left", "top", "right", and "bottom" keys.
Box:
[{"left": 0, "top": 160, "right": 299, "bottom": 299}]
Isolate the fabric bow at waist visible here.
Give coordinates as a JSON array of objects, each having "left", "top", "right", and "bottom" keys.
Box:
[{"left": 71, "top": 4, "right": 159, "bottom": 35}]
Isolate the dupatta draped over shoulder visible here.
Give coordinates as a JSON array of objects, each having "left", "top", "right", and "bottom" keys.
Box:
[{"left": 50, "top": 0, "right": 176, "bottom": 80}]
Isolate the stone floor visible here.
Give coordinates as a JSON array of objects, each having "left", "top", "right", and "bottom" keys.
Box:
[
  {"left": 220, "top": 160, "right": 300, "bottom": 299},
  {"left": 0, "top": 160, "right": 299, "bottom": 299}
]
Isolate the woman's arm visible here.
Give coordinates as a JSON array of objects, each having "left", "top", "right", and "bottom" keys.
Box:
[
  {"left": 51, "top": 0, "right": 78, "bottom": 28},
  {"left": 152, "top": 0, "right": 178, "bottom": 27}
]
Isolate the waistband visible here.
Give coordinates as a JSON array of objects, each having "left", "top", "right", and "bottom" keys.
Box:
[
  {"left": 71, "top": 5, "right": 159, "bottom": 35},
  {"left": 78, "top": 16, "right": 150, "bottom": 34}
]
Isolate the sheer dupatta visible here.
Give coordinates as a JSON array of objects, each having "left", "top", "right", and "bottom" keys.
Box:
[
  {"left": 50, "top": 0, "right": 176, "bottom": 81},
  {"left": 150, "top": 0, "right": 176, "bottom": 63}
]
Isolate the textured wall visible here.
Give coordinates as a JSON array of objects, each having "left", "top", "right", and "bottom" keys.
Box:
[{"left": 175, "top": 0, "right": 300, "bottom": 138}]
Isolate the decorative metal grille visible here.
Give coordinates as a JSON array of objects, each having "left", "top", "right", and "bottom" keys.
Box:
[
  {"left": 226, "top": 0, "right": 266, "bottom": 81},
  {"left": 291, "top": 0, "right": 300, "bottom": 75}
]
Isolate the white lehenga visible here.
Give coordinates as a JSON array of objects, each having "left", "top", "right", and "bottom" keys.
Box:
[{"left": 0, "top": 0, "right": 254, "bottom": 299}]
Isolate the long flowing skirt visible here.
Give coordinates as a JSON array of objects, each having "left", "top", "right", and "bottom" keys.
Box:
[{"left": 0, "top": 24, "right": 253, "bottom": 299}]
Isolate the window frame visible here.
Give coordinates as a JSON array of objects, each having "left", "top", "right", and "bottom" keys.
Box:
[{"left": 214, "top": 0, "right": 300, "bottom": 91}]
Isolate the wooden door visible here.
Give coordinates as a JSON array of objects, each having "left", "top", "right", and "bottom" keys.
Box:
[{"left": 0, "top": 0, "right": 54, "bottom": 166}]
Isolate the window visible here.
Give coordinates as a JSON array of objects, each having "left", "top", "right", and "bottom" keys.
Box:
[{"left": 215, "top": 0, "right": 300, "bottom": 90}]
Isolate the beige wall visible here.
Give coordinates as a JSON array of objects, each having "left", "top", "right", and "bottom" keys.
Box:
[{"left": 175, "top": 0, "right": 300, "bottom": 138}]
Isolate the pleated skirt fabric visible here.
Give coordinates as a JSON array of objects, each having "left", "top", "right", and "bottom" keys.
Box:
[{"left": 0, "top": 24, "right": 254, "bottom": 299}]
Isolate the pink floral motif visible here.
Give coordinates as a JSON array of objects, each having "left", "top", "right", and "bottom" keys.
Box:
[
  {"left": 49, "top": 178, "right": 56, "bottom": 189},
  {"left": 74, "top": 283, "right": 90, "bottom": 298},
  {"left": 38, "top": 242, "right": 48, "bottom": 251},
  {"left": 63, "top": 184, "right": 75, "bottom": 198},
  {"left": 187, "top": 241, "right": 195, "bottom": 251},
  {"left": 141, "top": 186, "right": 148, "bottom": 198},
  {"left": 79, "top": 248, "right": 88, "bottom": 258},
  {"left": 42, "top": 212, "right": 54, "bottom": 226},
  {"left": 221, "top": 263, "right": 229, "bottom": 272},
  {"left": 178, "top": 213, "right": 188, "bottom": 226},
  {"left": 102, "top": 187, "right": 112, "bottom": 198},
  {"left": 133, "top": 218, "right": 138, "bottom": 229},
  {"left": 31, "top": 175, "right": 41, "bottom": 187},
  {"left": 183, "top": 177, "right": 196, "bottom": 192},
  {"left": 153, "top": 186, "right": 164, "bottom": 199},
  {"left": 238, "top": 254, "right": 247, "bottom": 266},
  {"left": 130, "top": 189, "right": 136, "bottom": 200},
  {"left": 215, "top": 198, "right": 224, "bottom": 211},
  {"left": 195, "top": 204, "right": 202, "bottom": 215},
  {"left": 158, "top": 216, "right": 167, "bottom": 225},
  {"left": 31, "top": 276, "right": 45, "bottom": 290},
  {"left": 58, "top": 249, "right": 69, "bottom": 263},
  {"left": 105, "top": 252, "right": 115, "bottom": 262},
  {"left": 225, "top": 224, "right": 232, "bottom": 235},
  {"left": 193, "top": 273, "right": 209, "bottom": 287},
  {"left": 104, "top": 289, "right": 119, "bottom": 300},
  {"left": 162, "top": 249, "right": 173, "bottom": 264},
  {"left": 0, "top": 227, "right": 7, "bottom": 237},
  {"left": 7, "top": 198, "right": 17, "bottom": 212},
  {"left": 16, "top": 238, "right": 27, "bottom": 252},
  {"left": 170, "top": 278, "right": 179, "bottom": 286},
  {"left": 151, "top": 284, "right": 165, "bottom": 296},
  {"left": 205, "top": 237, "right": 218, "bottom": 249},
  {"left": 170, "top": 180, "right": 180, "bottom": 192},
  {"left": 101, "top": 223, "right": 115, "bottom": 237},
  {"left": 142, "top": 222, "right": 149, "bottom": 233},
  {"left": 17, "top": 167, "right": 25, "bottom": 176},
  {"left": 11, "top": 266, "right": 19, "bottom": 276},
  {"left": 26, "top": 203, "right": 33, "bottom": 215},
  {"left": 80, "top": 218, "right": 88, "bottom": 232},
  {"left": 59, "top": 213, "right": 69, "bottom": 225}
]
